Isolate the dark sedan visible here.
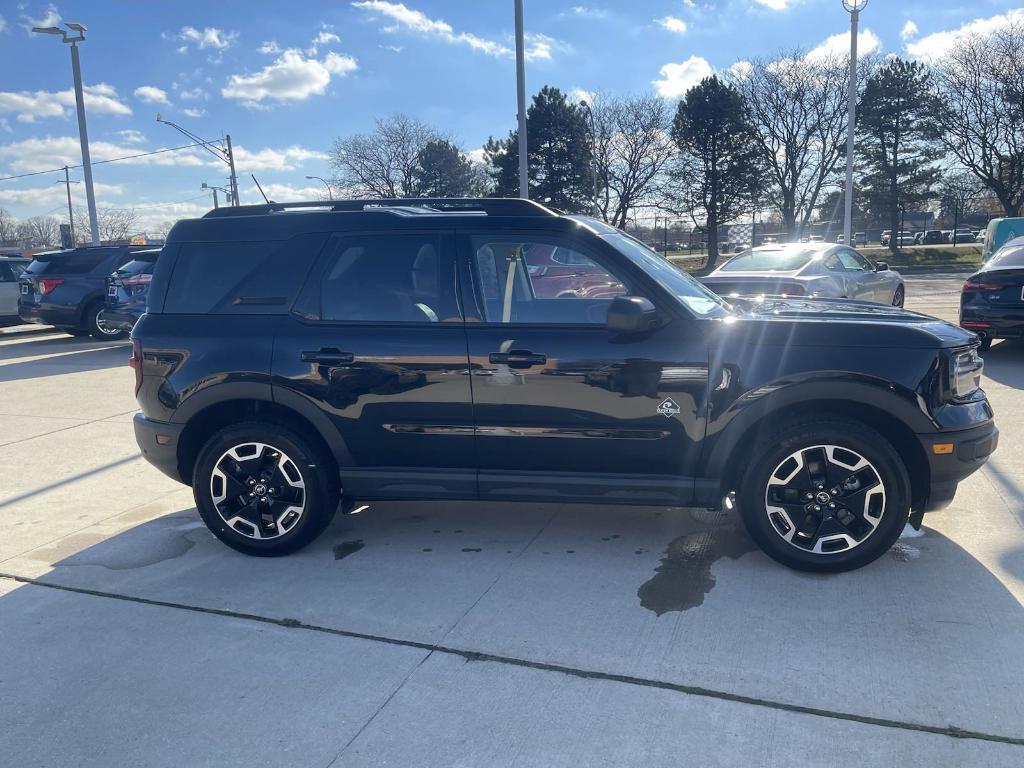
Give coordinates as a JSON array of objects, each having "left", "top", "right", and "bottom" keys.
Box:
[
  {"left": 104, "top": 249, "right": 161, "bottom": 332},
  {"left": 960, "top": 236, "right": 1024, "bottom": 350}
]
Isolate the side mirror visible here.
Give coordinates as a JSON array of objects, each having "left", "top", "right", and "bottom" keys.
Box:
[
  {"left": 607, "top": 295, "right": 660, "bottom": 334},
  {"left": 875, "top": 261, "right": 889, "bottom": 272}
]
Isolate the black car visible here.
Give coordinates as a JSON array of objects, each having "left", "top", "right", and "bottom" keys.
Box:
[
  {"left": 131, "top": 198, "right": 997, "bottom": 573},
  {"left": 19, "top": 246, "right": 148, "bottom": 339},
  {"left": 920, "top": 230, "right": 944, "bottom": 245},
  {"left": 960, "top": 236, "right": 1024, "bottom": 350},
  {"left": 104, "top": 249, "right": 161, "bottom": 332}
]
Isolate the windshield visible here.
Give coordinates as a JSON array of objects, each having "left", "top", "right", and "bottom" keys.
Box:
[
  {"left": 987, "top": 246, "right": 1024, "bottom": 269},
  {"left": 602, "top": 232, "right": 731, "bottom": 317},
  {"left": 719, "top": 247, "right": 816, "bottom": 272}
]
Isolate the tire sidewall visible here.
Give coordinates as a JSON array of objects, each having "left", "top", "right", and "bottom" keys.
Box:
[
  {"left": 738, "top": 420, "right": 910, "bottom": 573},
  {"left": 87, "top": 301, "right": 128, "bottom": 340},
  {"left": 193, "top": 423, "right": 336, "bottom": 556}
]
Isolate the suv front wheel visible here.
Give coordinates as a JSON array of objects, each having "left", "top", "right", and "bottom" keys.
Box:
[
  {"left": 737, "top": 419, "right": 910, "bottom": 572},
  {"left": 85, "top": 300, "right": 128, "bottom": 340},
  {"left": 193, "top": 422, "right": 338, "bottom": 556}
]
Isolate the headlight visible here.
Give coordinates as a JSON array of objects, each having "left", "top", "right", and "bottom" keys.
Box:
[{"left": 950, "top": 347, "right": 984, "bottom": 400}]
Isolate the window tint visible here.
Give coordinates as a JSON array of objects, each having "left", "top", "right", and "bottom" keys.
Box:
[
  {"left": 164, "top": 234, "right": 324, "bottom": 314},
  {"left": 317, "top": 233, "right": 455, "bottom": 323},
  {"left": 116, "top": 257, "right": 158, "bottom": 276},
  {"left": 719, "top": 247, "right": 816, "bottom": 272},
  {"left": 472, "top": 235, "right": 629, "bottom": 325},
  {"left": 837, "top": 249, "right": 870, "bottom": 271},
  {"left": 823, "top": 253, "right": 844, "bottom": 272},
  {"left": 26, "top": 251, "right": 108, "bottom": 275},
  {"left": 0, "top": 263, "right": 14, "bottom": 282}
]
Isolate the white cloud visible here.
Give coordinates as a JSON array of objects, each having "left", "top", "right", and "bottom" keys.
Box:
[
  {"left": 259, "top": 40, "right": 281, "bottom": 54},
  {"left": 178, "top": 87, "right": 207, "bottom": 101},
  {"left": 653, "top": 56, "right": 714, "bottom": 99},
  {"left": 906, "top": 9, "right": 1024, "bottom": 62},
  {"left": 182, "top": 107, "right": 205, "bottom": 118},
  {"left": 466, "top": 147, "right": 486, "bottom": 164},
  {"left": 806, "top": 28, "right": 881, "bottom": 63},
  {"left": 20, "top": 4, "right": 60, "bottom": 32},
  {"left": 0, "top": 83, "right": 132, "bottom": 123},
  {"left": 312, "top": 30, "right": 340, "bottom": 46},
  {"left": 116, "top": 129, "right": 146, "bottom": 144},
  {"left": 0, "top": 15, "right": 7, "bottom": 34},
  {"left": 178, "top": 26, "right": 237, "bottom": 51},
  {"left": 570, "top": 6, "right": 609, "bottom": 19},
  {"left": 231, "top": 145, "right": 329, "bottom": 172},
  {"left": 753, "top": 0, "right": 797, "bottom": 9},
  {"left": 352, "top": 1, "right": 562, "bottom": 60},
  {"left": 729, "top": 60, "right": 754, "bottom": 81},
  {"left": 247, "top": 182, "right": 328, "bottom": 202},
  {"left": 134, "top": 86, "right": 170, "bottom": 105},
  {"left": 900, "top": 20, "right": 918, "bottom": 41},
  {"left": 570, "top": 88, "right": 595, "bottom": 106},
  {"left": 656, "top": 16, "right": 687, "bottom": 34},
  {"left": 222, "top": 49, "right": 357, "bottom": 107},
  {"left": 0, "top": 181, "right": 123, "bottom": 209}
]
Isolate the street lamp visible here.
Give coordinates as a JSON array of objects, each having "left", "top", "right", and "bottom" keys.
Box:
[
  {"left": 157, "top": 114, "right": 240, "bottom": 206},
  {"left": 579, "top": 100, "right": 600, "bottom": 219},
  {"left": 201, "top": 182, "right": 230, "bottom": 209},
  {"left": 32, "top": 22, "right": 100, "bottom": 246},
  {"left": 841, "top": 0, "right": 868, "bottom": 247},
  {"left": 305, "top": 175, "right": 333, "bottom": 198},
  {"left": 514, "top": 0, "right": 529, "bottom": 199}
]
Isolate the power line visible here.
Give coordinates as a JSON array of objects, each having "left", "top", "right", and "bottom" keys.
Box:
[{"left": 0, "top": 140, "right": 221, "bottom": 183}]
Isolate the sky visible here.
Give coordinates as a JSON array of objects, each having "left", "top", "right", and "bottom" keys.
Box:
[{"left": 1, "top": 0, "right": 1022, "bottom": 232}]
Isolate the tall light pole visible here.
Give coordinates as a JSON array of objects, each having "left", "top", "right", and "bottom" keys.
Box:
[
  {"left": 579, "top": 100, "right": 600, "bottom": 218},
  {"left": 157, "top": 114, "right": 240, "bottom": 206},
  {"left": 56, "top": 168, "right": 80, "bottom": 245},
  {"left": 33, "top": 22, "right": 100, "bottom": 246},
  {"left": 514, "top": 0, "right": 529, "bottom": 199},
  {"left": 841, "top": 0, "right": 868, "bottom": 246},
  {"left": 201, "top": 182, "right": 229, "bottom": 209},
  {"left": 305, "top": 175, "right": 333, "bottom": 198}
]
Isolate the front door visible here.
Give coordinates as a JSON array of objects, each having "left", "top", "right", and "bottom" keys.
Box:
[
  {"left": 458, "top": 230, "right": 709, "bottom": 506},
  {"left": 272, "top": 230, "right": 476, "bottom": 499}
]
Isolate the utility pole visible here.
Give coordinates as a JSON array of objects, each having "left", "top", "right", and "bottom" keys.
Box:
[
  {"left": 158, "top": 115, "right": 239, "bottom": 206},
  {"left": 841, "top": 0, "right": 868, "bottom": 248},
  {"left": 59, "top": 166, "right": 78, "bottom": 245},
  {"left": 514, "top": 0, "right": 529, "bottom": 199},
  {"left": 579, "top": 100, "right": 600, "bottom": 218},
  {"left": 225, "top": 134, "right": 240, "bottom": 207},
  {"left": 33, "top": 22, "right": 100, "bottom": 245}
]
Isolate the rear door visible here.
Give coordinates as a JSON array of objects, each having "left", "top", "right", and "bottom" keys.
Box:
[
  {"left": 0, "top": 262, "right": 20, "bottom": 315},
  {"left": 458, "top": 229, "right": 709, "bottom": 506},
  {"left": 272, "top": 230, "right": 477, "bottom": 500}
]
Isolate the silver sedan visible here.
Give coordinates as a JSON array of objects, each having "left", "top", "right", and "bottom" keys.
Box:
[{"left": 699, "top": 243, "right": 905, "bottom": 306}]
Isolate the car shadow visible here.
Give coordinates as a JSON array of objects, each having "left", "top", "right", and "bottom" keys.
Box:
[
  {"left": 0, "top": 340, "right": 129, "bottom": 383},
  {"left": 980, "top": 338, "right": 1024, "bottom": 387}
]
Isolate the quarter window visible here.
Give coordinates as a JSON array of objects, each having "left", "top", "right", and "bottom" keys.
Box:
[{"left": 471, "top": 236, "right": 629, "bottom": 325}]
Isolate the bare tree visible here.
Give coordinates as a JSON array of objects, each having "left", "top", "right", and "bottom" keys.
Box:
[
  {"left": 329, "top": 114, "right": 440, "bottom": 198},
  {"left": 731, "top": 50, "right": 870, "bottom": 238},
  {"left": 17, "top": 215, "right": 61, "bottom": 247},
  {"left": 932, "top": 23, "right": 1024, "bottom": 216},
  {"left": 0, "top": 207, "right": 18, "bottom": 245},
  {"left": 73, "top": 207, "right": 139, "bottom": 244},
  {"left": 589, "top": 94, "right": 676, "bottom": 228}
]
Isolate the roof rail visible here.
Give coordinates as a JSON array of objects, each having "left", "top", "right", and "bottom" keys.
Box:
[{"left": 201, "top": 197, "right": 556, "bottom": 219}]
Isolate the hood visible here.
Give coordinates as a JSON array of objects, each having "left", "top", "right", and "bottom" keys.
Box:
[{"left": 723, "top": 296, "right": 976, "bottom": 349}]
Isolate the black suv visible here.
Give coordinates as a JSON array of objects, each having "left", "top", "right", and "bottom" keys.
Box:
[
  {"left": 19, "top": 246, "right": 149, "bottom": 339},
  {"left": 132, "top": 199, "right": 998, "bottom": 572}
]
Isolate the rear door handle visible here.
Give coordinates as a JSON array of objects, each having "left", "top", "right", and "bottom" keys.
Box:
[
  {"left": 489, "top": 349, "right": 547, "bottom": 368},
  {"left": 301, "top": 348, "right": 355, "bottom": 365}
]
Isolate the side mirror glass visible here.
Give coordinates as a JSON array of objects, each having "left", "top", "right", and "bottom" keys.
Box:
[
  {"left": 875, "top": 261, "right": 889, "bottom": 272},
  {"left": 607, "top": 295, "right": 660, "bottom": 334}
]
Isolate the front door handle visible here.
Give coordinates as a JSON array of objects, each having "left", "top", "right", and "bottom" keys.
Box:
[
  {"left": 489, "top": 349, "right": 547, "bottom": 368},
  {"left": 301, "top": 348, "right": 355, "bottom": 365}
]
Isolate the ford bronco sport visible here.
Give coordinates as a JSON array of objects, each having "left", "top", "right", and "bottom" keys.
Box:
[{"left": 132, "top": 198, "right": 997, "bottom": 572}]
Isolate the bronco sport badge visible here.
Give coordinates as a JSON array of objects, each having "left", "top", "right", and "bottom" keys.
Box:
[{"left": 656, "top": 397, "right": 680, "bottom": 418}]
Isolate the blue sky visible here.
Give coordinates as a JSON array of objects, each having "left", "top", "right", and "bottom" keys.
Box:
[{"left": 1, "top": 0, "right": 1022, "bottom": 231}]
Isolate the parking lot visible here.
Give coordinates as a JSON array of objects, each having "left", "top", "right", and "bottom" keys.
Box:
[{"left": 1, "top": 273, "right": 1023, "bottom": 766}]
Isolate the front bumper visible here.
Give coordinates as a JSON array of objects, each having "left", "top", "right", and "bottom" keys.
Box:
[
  {"left": 134, "top": 413, "right": 186, "bottom": 485},
  {"left": 916, "top": 420, "right": 999, "bottom": 512}
]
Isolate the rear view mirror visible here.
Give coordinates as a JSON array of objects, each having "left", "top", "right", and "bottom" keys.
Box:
[
  {"left": 607, "top": 296, "right": 660, "bottom": 334},
  {"left": 875, "top": 261, "right": 889, "bottom": 272}
]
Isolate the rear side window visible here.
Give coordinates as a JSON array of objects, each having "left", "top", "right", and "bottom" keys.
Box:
[
  {"left": 117, "top": 258, "right": 158, "bottom": 276},
  {"left": 164, "top": 234, "right": 325, "bottom": 314},
  {"left": 27, "top": 252, "right": 109, "bottom": 275}
]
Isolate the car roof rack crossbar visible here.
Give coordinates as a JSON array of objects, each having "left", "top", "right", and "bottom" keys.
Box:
[{"left": 202, "top": 197, "right": 556, "bottom": 219}]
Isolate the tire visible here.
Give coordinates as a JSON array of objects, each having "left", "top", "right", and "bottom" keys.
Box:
[
  {"left": 193, "top": 422, "right": 339, "bottom": 556},
  {"left": 85, "top": 301, "right": 128, "bottom": 340},
  {"left": 737, "top": 418, "right": 910, "bottom": 573},
  {"left": 979, "top": 337, "right": 992, "bottom": 351},
  {"left": 892, "top": 285, "right": 905, "bottom": 307}
]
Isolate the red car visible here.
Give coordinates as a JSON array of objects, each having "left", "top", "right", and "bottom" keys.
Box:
[{"left": 524, "top": 244, "right": 625, "bottom": 298}]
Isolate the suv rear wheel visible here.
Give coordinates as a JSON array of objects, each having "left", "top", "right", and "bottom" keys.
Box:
[
  {"left": 85, "top": 300, "right": 128, "bottom": 340},
  {"left": 193, "top": 422, "right": 338, "bottom": 556},
  {"left": 737, "top": 419, "right": 910, "bottom": 572}
]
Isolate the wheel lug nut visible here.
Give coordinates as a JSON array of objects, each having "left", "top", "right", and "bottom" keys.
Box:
[
  {"left": 816, "top": 484, "right": 824, "bottom": 490},
  {"left": 828, "top": 502, "right": 836, "bottom": 509},
  {"left": 803, "top": 492, "right": 814, "bottom": 500},
  {"left": 261, "top": 497, "right": 268, "bottom": 503},
  {"left": 813, "top": 505, "right": 821, "bottom": 512}
]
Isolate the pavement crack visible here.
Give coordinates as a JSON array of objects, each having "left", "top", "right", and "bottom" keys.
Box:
[{"left": 3, "top": 571, "right": 1023, "bottom": 750}]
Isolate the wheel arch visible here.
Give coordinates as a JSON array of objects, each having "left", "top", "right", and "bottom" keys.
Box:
[{"left": 707, "top": 398, "right": 930, "bottom": 513}]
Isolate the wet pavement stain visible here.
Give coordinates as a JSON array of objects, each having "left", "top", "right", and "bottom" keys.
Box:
[
  {"left": 333, "top": 539, "right": 365, "bottom": 560},
  {"left": 461, "top": 547, "right": 482, "bottom": 552},
  {"left": 56, "top": 519, "right": 199, "bottom": 570},
  {"left": 637, "top": 526, "right": 755, "bottom": 615},
  {"left": 890, "top": 542, "right": 921, "bottom": 562}
]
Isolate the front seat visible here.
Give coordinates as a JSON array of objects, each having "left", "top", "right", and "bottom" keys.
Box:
[{"left": 411, "top": 243, "right": 439, "bottom": 322}]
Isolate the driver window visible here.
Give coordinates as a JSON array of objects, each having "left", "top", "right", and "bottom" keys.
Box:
[
  {"left": 837, "top": 249, "right": 870, "bottom": 271},
  {"left": 471, "top": 236, "right": 632, "bottom": 324}
]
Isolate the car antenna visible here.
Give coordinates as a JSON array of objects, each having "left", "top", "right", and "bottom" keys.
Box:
[{"left": 251, "top": 174, "right": 274, "bottom": 204}]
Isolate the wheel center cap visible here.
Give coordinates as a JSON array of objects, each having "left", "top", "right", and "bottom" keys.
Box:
[
  {"left": 816, "top": 491, "right": 831, "bottom": 504},
  {"left": 254, "top": 483, "right": 268, "bottom": 496}
]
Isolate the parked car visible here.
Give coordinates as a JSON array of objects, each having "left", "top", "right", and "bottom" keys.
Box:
[
  {"left": 920, "top": 230, "right": 944, "bottom": 245},
  {"left": 950, "top": 229, "right": 976, "bottom": 244},
  {"left": 0, "top": 255, "right": 30, "bottom": 326},
  {"left": 837, "top": 232, "right": 868, "bottom": 246},
  {"left": 104, "top": 249, "right": 162, "bottom": 332},
  {"left": 880, "top": 230, "right": 891, "bottom": 245},
  {"left": 129, "top": 198, "right": 996, "bottom": 572},
  {"left": 982, "top": 218, "right": 1024, "bottom": 261},
  {"left": 960, "top": 236, "right": 1024, "bottom": 350},
  {"left": 18, "top": 246, "right": 147, "bottom": 339},
  {"left": 700, "top": 243, "right": 905, "bottom": 306},
  {"left": 887, "top": 231, "right": 917, "bottom": 247}
]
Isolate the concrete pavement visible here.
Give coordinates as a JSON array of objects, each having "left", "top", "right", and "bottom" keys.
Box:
[{"left": 1, "top": 278, "right": 1022, "bottom": 766}]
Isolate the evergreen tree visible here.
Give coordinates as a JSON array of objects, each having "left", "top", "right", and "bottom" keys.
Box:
[
  {"left": 484, "top": 86, "right": 594, "bottom": 212},
  {"left": 412, "top": 140, "right": 476, "bottom": 197},
  {"left": 670, "top": 76, "right": 764, "bottom": 268},
  {"left": 857, "top": 58, "right": 940, "bottom": 253}
]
